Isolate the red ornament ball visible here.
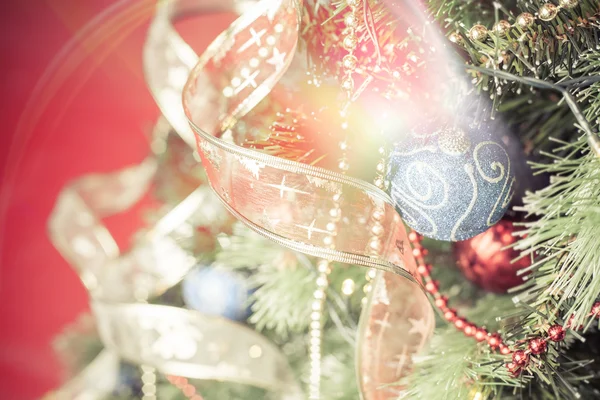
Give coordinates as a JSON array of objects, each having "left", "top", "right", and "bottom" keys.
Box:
[
  {"left": 528, "top": 338, "right": 547, "bottom": 355},
  {"left": 548, "top": 324, "right": 566, "bottom": 342},
  {"left": 453, "top": 219, "right": 531, "bottom": 293}
]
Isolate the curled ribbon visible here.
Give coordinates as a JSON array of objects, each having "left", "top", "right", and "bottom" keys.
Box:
[
  {"left": 48, "top": 118, "right": 303, "bottom": 398},
  {"left": 144, "top": 0, "right": 261, "bottom": 148},
  {"left": 138, "top": 0, "right": 436, "bottom": 397}
]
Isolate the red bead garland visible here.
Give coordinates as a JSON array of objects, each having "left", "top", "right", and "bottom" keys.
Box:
[
  {"left": 528, "top": 338, "right": 547, "bottom": 355},
  {"left": 408, "top": 231, "right": 511, "bottom": 354},
  {"left": 407, "top": 230, "right": 600, "bottom": 376},
  {"left": 512, "top": 350, "right": 529, "bottom": 366},
  {"left": 499, "top": 344, "right": 511, "bottom": 355},
  {"left": 167, "top": 375, "right": 204, "bottom": 400},
  {"left": 475, "top": 328, "right": 488, "bottom": 342},
  {"left": 566, "top": 315, "right": 584, "bottom": 331},
  {"left": 548, "top": 324, "right": 566, "bottom": 342},
  {"left": 454, "top": 318, "right": 466, "bottom": 330},
  {"left": 506, "top": 362, "right": 520, "bottom": 376}
]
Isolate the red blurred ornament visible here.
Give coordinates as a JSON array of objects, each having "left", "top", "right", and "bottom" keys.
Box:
[{"left": 453, "top": 219, "right": 530, "bottom": 293}]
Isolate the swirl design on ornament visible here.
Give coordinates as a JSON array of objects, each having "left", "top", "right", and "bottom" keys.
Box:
[
  {"left": 501, "top": 178, "right": 515, "bottom": 209},
  {"left": 392, "top": 192, "right": 438, "bottom": 238},
  {"left": 450, "top": 164, "right": 478, "bottom": 241},
  {"left": 485, "top": 174, "right": 515, "bottom": 227},
  {"left": 403, "top": 162, "right": 449, "bottom": 209},
  {"left": 473, "top": 141, "right": 512, "bottom": 227},
  {"left": 389, "top": 161, "right": 450, "bottom": 238},
  {"left": 473, "top": 141, "right": 507, "bottom": 184}
]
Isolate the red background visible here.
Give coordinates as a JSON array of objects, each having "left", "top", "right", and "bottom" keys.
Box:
[{"left": 0, "top": 1, "right": 230, "bottom": 398}]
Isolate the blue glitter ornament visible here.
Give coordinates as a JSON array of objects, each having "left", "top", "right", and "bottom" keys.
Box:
[
  {"left": 387, "top": 122, "right": 515, "bottom": 241},
  {"left": 182, "top": 265, "right": 251, "bottom": 321}
]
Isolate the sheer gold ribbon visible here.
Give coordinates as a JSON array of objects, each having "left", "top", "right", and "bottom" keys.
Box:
[
  {"left": 48, "top": 119, "right": 303, "bottom": 399},
  {"left": 48, "top": 0, "right": 436, "bottom": 397},
  {"left": 142, "top": 0, "right": 436, "bottom": 397}
]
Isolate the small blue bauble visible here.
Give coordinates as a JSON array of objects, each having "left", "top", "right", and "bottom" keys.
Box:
[
  {"left": 387, "top": 122, "right": 515, "bottom": 241},
  {"left": 113, "top": 362, "right": 142, "bottom": 397},
  {"left": 182, "top": 265, "right": 251, "bottom": 321}
]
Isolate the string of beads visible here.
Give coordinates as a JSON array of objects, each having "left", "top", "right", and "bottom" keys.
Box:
[
  {"left": 340, "top": 0, "right": 361, "bottom": 96},
  {"left": 166, "top": 375, "right": 204, "bottom": 400},
  {"left": 448, "top": 0, "right": 587, "bottom": 44},
  {"left": 408, "top": 231, "right": 511, "bottom": 355},
  {"left": 408, "top": 230, "right": 600, "bottom": 376},
  {"left": 508, "top": 303, "right": 600, "bottom": 377}
]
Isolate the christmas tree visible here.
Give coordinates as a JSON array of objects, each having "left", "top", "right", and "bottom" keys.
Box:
[{"left": 46, "top": 0, "right": 600, "bottom": 399}]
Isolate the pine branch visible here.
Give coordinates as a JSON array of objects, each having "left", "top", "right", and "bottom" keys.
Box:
[
  {"left": 428, "top": 0, "right": 500, "bottom": 29},
  {"left": 431, "top": 0, "right": 600, "bottom": 145},
  {"left": 465, "top": 67, "right": 600, "bottom": 333},
  {"left": 442, "top": 0, "right": 600, "bottom": 84},
  {"left": 457, "top": 61, "right": 600, "bottom": 398},
  {"left": 216, "top": 223, "right": 366, "bottom": 338},
  {"left": 406, "top": 294, "right": 522, "bottom": 399},
  {"left": 215, "top": 223, "right": 315, "bottom": 336},
  {"left": 512, "top": 135, "right": 600, "bottom": 329}
]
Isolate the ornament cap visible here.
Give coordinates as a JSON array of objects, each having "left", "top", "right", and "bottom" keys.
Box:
[{"left": 437, "top": 126, "right": 471, "bottom": 155}]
